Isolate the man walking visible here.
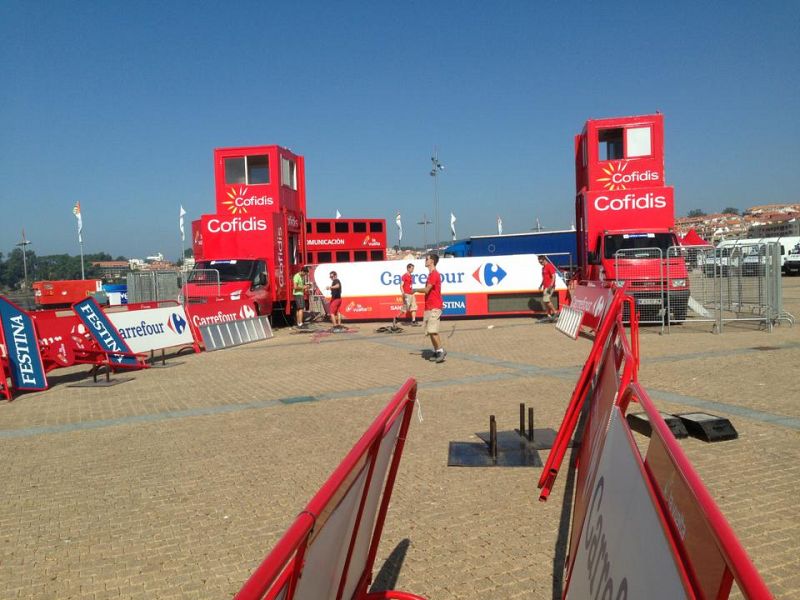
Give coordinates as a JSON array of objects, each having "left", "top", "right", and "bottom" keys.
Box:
[
  {"left": 326, "top": 270, "right": 344, "bottom": 331},
  {"left": 415, "top": 253, "right": 446, "bottom": 363},
  {"left": 395, "top": 263, "right": 419, "bottom": 326},
  {"left": 538, "top": 255, "right": 558, "bottom": 322}
]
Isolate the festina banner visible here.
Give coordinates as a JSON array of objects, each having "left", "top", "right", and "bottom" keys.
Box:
[
  {"left": 106, "top": 305, "right": 195, "bottom": 353},
  {"left": 72, "top": 298, "right": 140, "bottom": 367},
  {"left": 0, "top": 296, "right": 48, "bottom": 390}
]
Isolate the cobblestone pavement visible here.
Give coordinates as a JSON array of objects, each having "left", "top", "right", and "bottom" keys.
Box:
[{"left": 1, "top": 279, "right": 799, "bottom": 599}]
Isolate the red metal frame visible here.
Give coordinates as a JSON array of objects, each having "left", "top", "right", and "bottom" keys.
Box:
[
  {"left": 537, "top": 285, "right": 629, "bottom": 501},
  {"left": 551, "top": 281, "right": 771, "bottom": 598},
  {"left": 627, "top": 384, "right": 773, "bottom": 599},
  {"left": 236, "top": 379, "right": 424, "bottom": 600}
]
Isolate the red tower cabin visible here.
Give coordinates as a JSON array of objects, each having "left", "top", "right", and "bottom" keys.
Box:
[
  {"left": 305, "top": 218, "right": 387, "bottom": 264},
  {"left": 190, "top": 145, "right": 307, "bottom": 316}
]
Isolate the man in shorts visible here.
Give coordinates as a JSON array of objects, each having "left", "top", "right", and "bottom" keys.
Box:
[
  {"left": 414, "top": 253, "right": 446, "bottom": 363},
  {"left": 326, "top": 270, "right": 343, "bottom": 331},
  {"left": 395, "top": 263, "right": 419, "bottom": 326},
  {"left": 293, "top": 266, "right": 309, "bottom": 328},
  {"left": 538, "top": 255, "right": 558, "bottom": 322}
]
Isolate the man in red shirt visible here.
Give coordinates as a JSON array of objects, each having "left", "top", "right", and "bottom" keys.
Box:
[
  {"left": 395, "top": 263, "right": 419, "bottom": 326},
  {"left": 415, "top": 253, "right": 446, "bottom": 362},
  {"left": 539, "top": 255, "right": 558, "bottom": 322}
]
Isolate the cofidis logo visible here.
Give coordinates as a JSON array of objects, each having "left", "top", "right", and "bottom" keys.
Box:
[
  {"left": 223, "top": 186, "right": 274, "bottom": 214},
  {"left": 596, "top": 161, "right": 659, "bottom": 191},
  {"left": 472, "top": 263, "right": 507, "bottom": 287}
]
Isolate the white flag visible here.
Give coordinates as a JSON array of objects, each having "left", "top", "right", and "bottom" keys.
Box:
[
  {"left": 73, "top": 201, "right": 83, "bottom": 243},
  {"left": 179, "top": 205, "right": 187, "bottom": 242},
  {"left": 335, "top": 209, "right": 342, "bottom": 219},
  {"left": 497, "top": 216, "right": 503, "bottom": 235},
  {"left": 395, "top": 212, "right": 403, "bottom": 243},
  {"left": 450, "top": 212, "right": 457, "bottom": 240}
]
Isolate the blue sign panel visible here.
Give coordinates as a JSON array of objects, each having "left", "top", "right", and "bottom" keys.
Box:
[
  {"left": 72, "top": 298, "right": 140, "bottom": 367},
  {"left": 0, "top": 296, "right": 48, "bottom": 390},
  {"left": 442, "top": 294, "right": 467, "bottom": 316}
]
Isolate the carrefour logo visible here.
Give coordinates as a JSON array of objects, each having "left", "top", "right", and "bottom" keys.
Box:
[
  {"left": 596, "top": 161, "right": 659, "bottom": 191},
  {"left": 222, "top": 186, "right": 274, "bottom": 214},
  {"left": 472, "top": 263, "right": 507, "bottom": 287},
  {"left": 167, "top": 313, "right": 187, "bottom": 334}
]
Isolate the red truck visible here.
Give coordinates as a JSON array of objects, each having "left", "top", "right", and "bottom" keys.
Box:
[
  {"left": 574, "top": 114, "right": 689, "bottom": 322},
  {"left": 186, "top": 145, "right": 307, "bottom": 317}
]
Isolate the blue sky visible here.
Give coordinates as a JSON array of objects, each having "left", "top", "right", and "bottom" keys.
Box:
[{"left": 1, "top": 0, "right": 798, "bottom": 260}]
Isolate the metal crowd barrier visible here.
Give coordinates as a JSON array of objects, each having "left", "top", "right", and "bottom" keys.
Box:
[
  {"left": 541, "top": 285, "right": 772, "bottom": 598},
  {"left": 236, "top": 379, "right": 422, "bottom": 600},
  {"left": 126, "top": 270, "right": 183, "bottom": 304},
  {"left": 612, "top": 244, "right": 792, "bottom": 332}
]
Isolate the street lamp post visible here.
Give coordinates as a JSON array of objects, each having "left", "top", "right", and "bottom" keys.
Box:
[
  {"left": 16, "top": 230, "right": 32, "bottom": 290},
  {"left": 430, "top": 149, "right": 444, "bottom": 251},
  {"left": 417, "top": 214, "right": 432, "bottom": 252}
]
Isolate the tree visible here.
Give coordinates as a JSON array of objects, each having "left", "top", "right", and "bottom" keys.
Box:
[
  {"left": 687, "top": 209, "right": 707, "bottom": 218},
  {"left": 721, "top": 207, "right": 739, "bottom": 215}
]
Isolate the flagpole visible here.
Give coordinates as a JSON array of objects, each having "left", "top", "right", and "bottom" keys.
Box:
[{"left": 79, "top": 239, "right": 85, "bottom": 280}]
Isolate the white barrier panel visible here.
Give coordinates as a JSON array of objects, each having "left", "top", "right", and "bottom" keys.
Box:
[
  {"left": 555, "top": 306, "right": 584, "bottom": 339},
  {"left": 106, "top": 306, "right": 194, "bottom": 353},
  {"left": 200, "top": 316, "right": 273, "bottom": 351},
  {"left": 566, "top": 408, "right": 691, "bottom": 598}
]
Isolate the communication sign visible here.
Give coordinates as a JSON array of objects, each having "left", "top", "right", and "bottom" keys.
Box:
[
  {"left": 0, "top": 296, "right": 47, "bottom": 390},
  {"left": 72, "top": 298, "right": 140, "bottom": 367}
]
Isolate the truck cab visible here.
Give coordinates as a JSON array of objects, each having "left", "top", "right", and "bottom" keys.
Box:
[
  {"left": 575, "top": 114, "right": 689, "bottom": 321},
  {"left": 185, "top": 259, "right": 270, "bottom": 315}
]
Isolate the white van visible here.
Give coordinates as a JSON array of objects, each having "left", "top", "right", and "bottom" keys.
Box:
[{"left": 710, "top": 236, "right": 800, "bottom": 276}]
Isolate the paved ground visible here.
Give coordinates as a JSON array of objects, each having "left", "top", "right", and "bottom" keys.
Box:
[{"left": 1, "top": 279, "right": 799, "bottom": 599}]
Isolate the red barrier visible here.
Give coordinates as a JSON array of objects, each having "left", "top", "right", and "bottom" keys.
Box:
[
  {"left": 546, "top": 284, "right": 772, "bottom": 598},
  {"left": 538, "top": 285, "right": 631, "bottom": 501},
  {"left": 0, "top": 324, "right": 11, "bottom": 401},
  {"left": 236, "top": 379, "right": 424, "bottom": 600}
]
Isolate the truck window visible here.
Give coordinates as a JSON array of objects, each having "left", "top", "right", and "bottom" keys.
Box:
[
  {"left": 603, "top": 233, "right": 676, "bottom": 259},
  {"left": 370, "top": 250, "right": 384, "bottom": 260},
  {"left": 369, "top": 222, "right": 383, "bottom": 233},
  {"left": 354, "top": 251, "right": 368, "bottom": 262},
  {"left": 336, "top": 251, "right": 351, "bottom": 262},
  {"left": 353, "top": 222, "right": 367, "bottom": 233},
  {"left": 190, "top": 260, "right": 257, "bottom": 282},
  {"left": 335, "top": 222, "right": 349, "bottom": 233},
  {"left": 626, "top": 126, "right": 652, "bottom": 158},
  {"left": 598, "top": 128, "right": 624, "bottom": 161},
  {"left": 318, "top": 251, "right": 332, "bottom": 263},
  {"left": 316, "top": 222, "right": 331, "bottom": 233},
  {"left": 224, "top": 155, "right": 270, "bottom": 185}
]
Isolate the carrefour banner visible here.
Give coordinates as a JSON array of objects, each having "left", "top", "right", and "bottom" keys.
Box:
[
  {"left": 72, "top": 298, "right": 141, "bottom": 367},
  {"left": 0, "top": 296, "right": 48, "bottom": 390},
  {"left": 106, "top": 305, "right": 194, "bottom": 353},
  {"left": 311, "top": 255, "right": 566, "bottom": 298}
]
